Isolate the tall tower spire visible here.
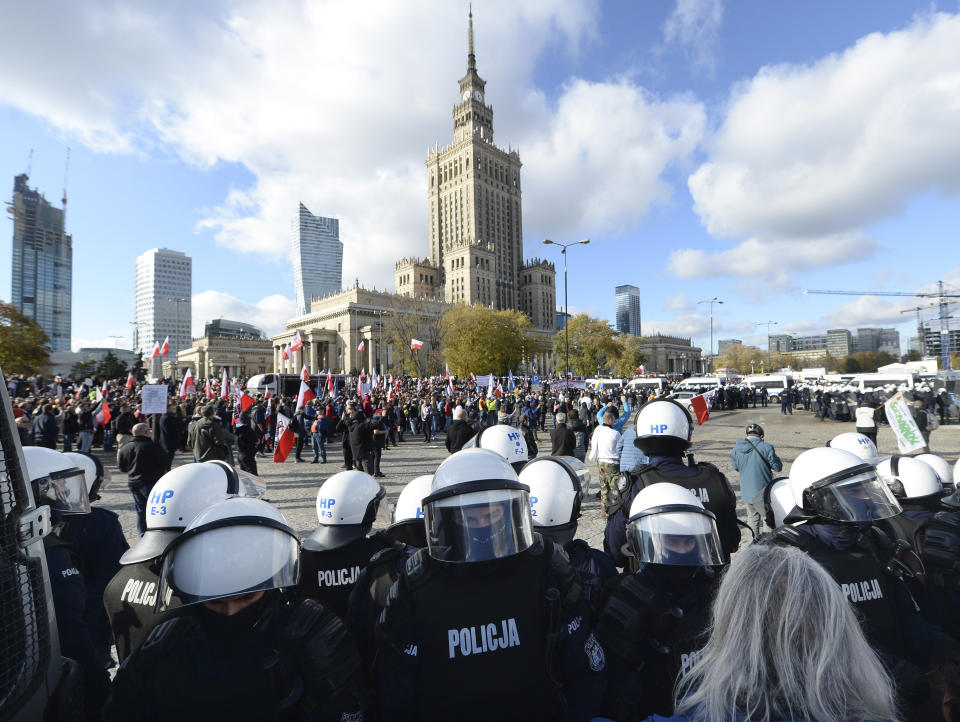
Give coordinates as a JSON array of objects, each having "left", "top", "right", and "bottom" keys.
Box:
[{"left": 467, "top": 4, "right": 476, "bottom": 70}]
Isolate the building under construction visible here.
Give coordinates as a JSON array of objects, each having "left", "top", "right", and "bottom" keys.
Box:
[{"left": 8, "top": 173, "right": 72, "bottom": 352}]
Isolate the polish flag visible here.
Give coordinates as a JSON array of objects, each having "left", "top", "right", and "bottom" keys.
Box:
[
  {"left": 95, "top": 399, "right": 112, "bottom": 427},
  {"left": 296, "top": 377, "right": 316, "bottom": 410},
  {"left": 240, "top": 391, "right": 255, "bottom": 412},
  {"left": 469, "top": 372, "right": 476, "bottom": 382},
  {"left": 150, "top": 342, "right": 161, "bottom": 360},
  {"left": 220, "top": 369, "right": 229, "bottom": 400},
  {"left": 690, "top": 393, "right": 710, "bottom": 425},
  {"left": 178, "top": 369, "right": 195, "bottom": 398},
  {"left": 327, "top": 372, "right": 335, "bottom": 395},
  {"left": 637, "top": 364, "right": 646, "bottom": 374},
  {"left": 290, "top": 330, "right": 303, "bottom": 352},
  {"left": 357, "top": 340, "right": 365, "bottom": 353},
  {"left": 273, "top": 412, "right": 295, "bottom": 462},
  {"left": 281, "top": 344, "right": 291, "bottom": 361},
  {"left": 410, "top": 338, "right": 423, "bottom": 350},
  {"left": 445, "top": 363, "right": 451, "bottom": 380},
  {"left": 161, "top": 337, "right": 170, "bottom": 357},
  {"left": 205, "top": 380, "right": 214, "bottom": 399},
  {"left": 301, "top": 366, "right": 310, "bottom": 383},
  {"left": 125, "top": 373, "right": 136, "bottom": 390}
]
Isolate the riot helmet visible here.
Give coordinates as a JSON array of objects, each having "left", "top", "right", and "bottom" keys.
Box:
[
  {"left": 914, "top": 453, "right": 954, "bottom": 494},
  {"left": 22, "top": 446, "right": 90, "bottom": 518},
  {"left": 555, "top": 455, "right": 593, "bottom": 496},
  {"left": 519, "top": 456, "right": 583, "bottom": 545},
  {"left": 787, "top": 447, "right": 901, "bottom": 523},
  {"left": 826, "top": 432, "right": 880, "bottom": 465},
  {"left": 120, "top": 460, "right": 242, "bottom": 565},
  {"left": 423, "top": 448, "right": 534, "bottom": 563},
  {"left": 875, "top": 455, "right": 942, "bottom": 503},
  {"left": 387, "top": 474, "right": 433, "bottom": 548},
  {"left": 303, "top": 470, "right": 385, "bottom": 551},
  {"left": 767, "top": 478, "right": 797, "bottom": 529},
  {"left": 156, "top": 497, "right": 299, "bottom": 612},
  {"left": 62, "top": 451, "right": 111, "bottom": 501},
  {"left": 625, "top": 482, "right": 725, "bottom": 567},
  {"left": 465, "top": 423, "right": 530, "bottom": 472},
  {"left": 633, "top": 400, "right": 693, "bottom": 457}
]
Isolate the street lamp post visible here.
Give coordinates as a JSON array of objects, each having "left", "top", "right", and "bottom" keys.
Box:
[
  {"left": 756, "top": 320, "right": 779, "bottom": 368},
  {"left": 696, "top": 297, "right": 724, "bottom": 372},
  {"left": 543, "top": 238, "right": 590, "bottom": 389}
]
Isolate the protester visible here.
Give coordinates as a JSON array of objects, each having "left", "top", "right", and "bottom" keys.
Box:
[
  {"left": 117, "top": 423, "right": 169, "bottom": 535},
  {"left": 730, "top": 423, "right": 782, "bottom": 537}
]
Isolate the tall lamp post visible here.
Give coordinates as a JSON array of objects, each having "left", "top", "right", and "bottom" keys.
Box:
[
  {"left": 756, "top": 320, "right": 779, "bottom": 369},
  {"left": 696, "top": 297, "right": 723, "bottom": 372},
  {"left": 543, "top": 238, "right": 590, "bottom": 389}
]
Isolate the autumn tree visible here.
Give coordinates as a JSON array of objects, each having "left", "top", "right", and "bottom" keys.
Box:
[
  {"left": 552, "top": 314, "right": 620, "bottom": 377},
  {"left": 714, "top": 344, "right": 766, "bottom": 374},
  {"left": 383, "top": 298, "right": 445, "bottom": 377},
  {"left": 442, "top": 304, "right": 545, "bottom": 376},
  {"left": 0, "top": 301, "right": 50, "bottom": 375},
  {"left": 609, "top": 334, "right": 647, "bottom": 378}
]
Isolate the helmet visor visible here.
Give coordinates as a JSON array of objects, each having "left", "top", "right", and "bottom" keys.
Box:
[
  {"left": 236, "top": 470, "right": 266, "bottom": 498},
  {"left": 626, "top": 508, "right": 725, "bottom": 566},
  {"left": 424, "top": 489, "right": 534, "bottom": 563},
  {"left": 38, "top": 468, "right": 90, "bottom": 515},
  {"left": 806, "top": 468, "right": 902, "bottom": 522},
  {"left": 156, "top": 517, "right": 299, "bottom": 611}
]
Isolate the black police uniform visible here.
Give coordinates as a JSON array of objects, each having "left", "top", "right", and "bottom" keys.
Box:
[
  {"left": 564, "top": 539, "right": 618, "bottom": 617},
  {"left": 605, "top": 457, "right": 741, "bottom": 567},
  {"left": 103, "top": 558, "right": 183, "bottom": 661},
  {"left": 298, "top": 530, "right": 396, "bottom": 620},
  {"left": 376, "top": 537, "right": 607, "bottom": 722},
  {"left": 596, "top": 566, "right": 720, "bottom": 720},
  {"left": 103, "top": 595, "right": 367, "bottom": 722},
  {"left": 59, "top": 506, "right": 129, "bottom": 666}
]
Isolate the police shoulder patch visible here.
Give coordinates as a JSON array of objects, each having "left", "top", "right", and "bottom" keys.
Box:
[{"left": 584, "top": 632, "right": 605, "bottom": 672}]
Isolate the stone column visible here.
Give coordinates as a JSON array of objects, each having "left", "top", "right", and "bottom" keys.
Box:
[{"left": 309, "top": 340, "right": 317, "bottom": 373}]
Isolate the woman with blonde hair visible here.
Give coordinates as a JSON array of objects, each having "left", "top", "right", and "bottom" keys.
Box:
[{"left": 648, "top": 543, "right": 899, "bottom": 722}]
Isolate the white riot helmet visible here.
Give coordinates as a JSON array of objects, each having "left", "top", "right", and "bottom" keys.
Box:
[
  {"left": 62, "top": 451, "right": 111, "bottom": 501},
  {"left": 22, "top": 446, "right": 90, "bottom": 518},
  {"left": 914, "top": 454, "right": 954, "bottom": 494},
  {"left": 767, "top": 478, "right": 797, "bottom": 529},
  {"left": 555, "top": 456, "right": 592, "bottom": 495},
  {"left": 155, "top": 497, "right": 299, "bottom": 612},
  {"left": 467, "top": 424, "right": 529, "bottom": 471},
  {"left": 826, "top": 432, "right": 880, "bottom": 465},
  {"left": 787, "top": 447, "right": 901, "bottom": 523},
  {"left": 625, "top": 483, "right": 725, "bottom": 566},
  {"left": 387, "top": 474, "right": 433, "bottom": 548},
  {"left": 519, "top": 457, "right": 583, "bottom": 545},
  {"left": 875, "top": 455, "right": 942, "bottom": 503},
  {"left": 120, "top": 461, "right": 244, "bottom": 565},
  {"left": 634, "top": 400, "right": 693, "bottom": 457},
  {"left": 302, "top": 470, "right": 385, "bottom": 551},
  {"left": 424, "top": 448, "right": 534, "bottom": 563}
]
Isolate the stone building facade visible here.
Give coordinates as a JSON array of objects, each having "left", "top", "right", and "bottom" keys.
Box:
[
  {"left": 639, "top": 334, "right": 704, "bottom": 375},
  {"left": 172, "top": 336, "right": 273, "bottom": 380}
]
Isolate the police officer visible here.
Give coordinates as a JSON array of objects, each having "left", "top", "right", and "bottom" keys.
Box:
[
  {"left": 826, "top": 431, "right": 882, "bottom": 465},
  {"left": 916, "top": 452, "right": 955, "bottom": 494},
  {"left": 596, "top": 483, "right": 728, "bottom": 719},
  {"left": 22, "top": 446, "right": 110, "bottom": 720},
  {"left": 875, "top": 455, "right": 960, "bottom": 637},
  {"left": 103, "top": 497, "right": 367, "bottom": 721},
  {"left": 58, "top": 451, "right": 128, "bottom": 667},
  {"left": 520, "top": 456, "right": 616, "bottom": 614},
  {"left": 376, "top": 448, "right": 606, "bottom": 722},
  {"left": 765, "top": 446, "right": 959, "bottom": 710},
  {"left": 297, "top": 469, "right": 391, "bottom": 620},
  {"left": 464, "top": 422, "right": 530, "bottom": 473},
  {"left": 605, "top": 400, "right": 741, "bottom": 568},
  {"left": 102, "top": 460, "right": 244, "bottom": 661}
]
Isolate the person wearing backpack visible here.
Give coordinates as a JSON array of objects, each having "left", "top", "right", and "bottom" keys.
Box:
[
  {"left": 188, "top": 405, "right": 234, "bottom": 464},
  {"left": 731, "top": 423, "right": 783, "bottom": 536}
]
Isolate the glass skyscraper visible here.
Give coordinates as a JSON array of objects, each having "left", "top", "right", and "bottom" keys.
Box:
[
  {"left": 615, "top": 284, "right": 641, "bottom": 336},
  {"left": 10, "top": 174, "right": 72, "bottom": 351},
  {"left": 291, "top": 203, "right": 342, "bottom": 315}
]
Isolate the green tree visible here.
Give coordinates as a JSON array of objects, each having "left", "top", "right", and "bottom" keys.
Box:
[
  {"left": 70, "top": 360, "right": 98, "bottom": 379},
  {"left": 131, "top": 351, "right": 146, "bottom": 381},
  {"left": 96, "top": 351, "right": 128, "bottom": 380},
  {"left": 552, "top": 314, "right": 619, "bottom": 377},
  {"left": 0, "top": 301, "right": 51, "bottom": 375},
  {"left": 383, "top": 298, "right": 445, "bottom": 377},
  {"left": 610, "top": 334, "right": 646, "bottom": 378},
  {"left": 902, "top": 349, "right": 922, "bottom": 363},
  {"left": 442, "top": 304, "right": 544, "bottom": 376}
]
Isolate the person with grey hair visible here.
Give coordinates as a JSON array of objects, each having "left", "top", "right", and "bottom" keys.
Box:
[
  {"left": 117, "top": 422, "right": 170, "bottom": 535},
  {"left": 648, "top": 544, "right": 900, "bottom": 722},
  {"left": 550, "top": 411, "right": 575, "bottom": 456},
  {"left": 445, "top": 405, "right": 476, "bottom": 453}
]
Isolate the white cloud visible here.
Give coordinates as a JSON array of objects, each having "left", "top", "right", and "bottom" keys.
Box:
[
  {"left": 661, "top": 0, "right": 724, "bottom": 76},
  {"left": 668, "top": 233, "right": 875, "bottom": 279},
  {"left": 684, "top": 11, "right": 960, "bottom": 278},
  {"left": 642, "top": 313, "right": 709, "bottom": 340},
  {"left": 662, "top": 293, "right": 692, "bottom": 312},
  {"left": 191, "top": 291, "right": 297, "bottom": 338}
]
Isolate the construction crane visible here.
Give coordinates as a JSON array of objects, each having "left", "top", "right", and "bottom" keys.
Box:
[
  {"left": 806, "top": 281, "right": 960, "bottom": 370},
  {"left": 901, "top": 301, "right": 958, "bottom": 357}
]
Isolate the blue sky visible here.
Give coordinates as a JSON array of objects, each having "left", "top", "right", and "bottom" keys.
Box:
[{"left": 2, "top": 0, "right": 959, "bottom": 357}]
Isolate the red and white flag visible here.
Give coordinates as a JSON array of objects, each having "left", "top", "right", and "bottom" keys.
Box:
[
  {"left": 273, "top": 412, "right": 295, "bottom": 463},
  {"left": 690, "top": 393, "right": 711, "bottom": 426},
  {"left": 161, "top": 337, "right": 170, "bottom": 357},
  {"left": 327, "top": 372, "right": 335, "bottom": 395},
  {"left": 95, "top": 399, "right": 112, "bottom": 427},
  {"left": 487, "top": 373, "right": 495, "bottom": 397},
  {"left": 469, "top": 372, "right": 476, "bottom": 382},
  {"left": 445, "top": 363, "right": 451, "bottom": 380},
  {"left": 178, "top": 369, "right": 195, "bottom": 398},
  {"left": 220, "top": 369, "right": 229, "bottom": 400},
  {"left": 281, "top": 344, "right": 291, "bottom": 360},
  {"left": 289, "top": 330, "right": 303, "bottom": 352},
  {"left": 410, "top": 338, "right": 423, "bottom": 350},
  {"left": 150, "top": 342, "right": 161, "bottom": 360},
  {"left": 125, "top": 373, "right": 136, "bottom": 390},
  {"left": 205, "top": 380, "right": 214, "bottom": 399},
  {"left": 357, "top": 340, "right": 365, "bottom": 353},
  {"left": 296, "top": 377, "right": 316, "bottom": 409},
  {"left": 301, "top": 366, "right": 310, "bottom": 383}
]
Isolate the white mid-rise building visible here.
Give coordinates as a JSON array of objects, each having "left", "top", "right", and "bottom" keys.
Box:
[
  {"left": 135, "top": 248, "right": 192, "bottom": 374},
  {"left": 291, "top": 203, "right": 342, "bottom": 315}
]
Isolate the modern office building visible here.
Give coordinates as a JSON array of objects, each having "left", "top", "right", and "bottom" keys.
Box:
[
  {"left": 826, "top": 329, "right": 853, "bottom": 358},
  {"left": 855, "top": 327, "right": 901, "bottom": 356},
  {"left": 615, "top": 285, "right": 641, "bottom": 336},
  {"left": 556, "top": 310, "right": 571, "bottom": 331},
  {"left": 768, "top": 334, "right": 793, "bottom": 353},
  {"left": 135, "top": 248, "right": 192, "bottom": 374},
  {"left": 292, "top": 203, "right": 342, "bottom": 315},
  {"left": 717, "top": 338, "right": 742, "bottom": 353},
  {"left": 920, "top": 318, "right": 960, "bottom": 358},
  {"left": 9, "top": 173, "right": 72, "bottom": 351},
  {"left": 203, "top": 319, "right": 266, "bottom": 340}
]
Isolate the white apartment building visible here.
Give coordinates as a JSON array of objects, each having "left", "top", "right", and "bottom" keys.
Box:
[{"left": 135, "top": 248, "right": 192, "bottom": 374}]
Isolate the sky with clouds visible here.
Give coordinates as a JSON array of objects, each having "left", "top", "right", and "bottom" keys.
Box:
[{"left": 2, "top": 0, "right": 959, "bottom": 357}]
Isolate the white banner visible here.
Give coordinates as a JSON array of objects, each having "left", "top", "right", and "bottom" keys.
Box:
[{"left": 883, "top": 392, "right": 926, "bottom": 454}]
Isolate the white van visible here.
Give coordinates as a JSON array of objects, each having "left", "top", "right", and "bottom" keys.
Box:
[
  {"left": 743, "top": 374, "right": 793, "bottom": 402},
  {"left": 674, "top": 376, "right": 722, "bottom": 393},
  {"left": 626, "top": 377, "right": 668, "bottom": 394},
  {"left": 853, "top": 373, "right": 918, "bottom": 393}
]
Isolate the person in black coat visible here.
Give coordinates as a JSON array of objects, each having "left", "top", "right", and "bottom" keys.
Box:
[
  {"left": 348, "top": 409, "right": 375, "bottom": 474},
  {"left": 234, "top": 411, "right": 259, "bottom": 474},
  {"left": 445, "top": 407, "right": 477, "bottom": 453},
  {"left": 117, "top": 424, "right": 170, "bottom": 535},
  {"left": 158, "top": 404, "right": 182, "bottom": 468},
  {"left": 550, "top": 412, "right": 576, "bottom": 456}
]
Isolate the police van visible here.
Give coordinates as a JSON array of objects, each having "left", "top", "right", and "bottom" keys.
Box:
[
  {"left": 625, "top": 376, "right": 668, "bottom": 394},
  {"left": 852, "top": 372, "right": 919, "bottom": 393},
  {"left": 674, "top": 376, "right": 722, "bottom": 394},
  {"left": 743, "top": 374, "right": 794, "bottom": 402}
]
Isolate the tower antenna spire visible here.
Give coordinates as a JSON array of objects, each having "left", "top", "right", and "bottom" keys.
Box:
[{"left": 468, "top": 4, "right": 475, "bottom": 69}]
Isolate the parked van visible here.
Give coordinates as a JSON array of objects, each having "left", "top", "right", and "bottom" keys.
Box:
[
  {"left": 247, "top": 373, "right": 348, "bottom": 398},
  {"left": 853, "top": 373, "right": 918, "bottom": 393},
  {"left": 626, "top": 377, "right": 668, "bottom": 394},
  {"left": 674, "top": 376, "right": 723, "bottom": 393},
  {"left": 743, "top": 374, "right": 794, "bottom": 402}
]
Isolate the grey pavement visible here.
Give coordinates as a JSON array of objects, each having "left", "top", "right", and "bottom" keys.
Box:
[{"left": 94, "top": 407, "right": 960, "bottom": 551}]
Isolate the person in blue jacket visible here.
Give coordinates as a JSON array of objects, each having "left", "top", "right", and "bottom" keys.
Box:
[
  {"left": 730, "top": 424, "right": 782, "bottom": 536},
  {"left": 596, "top": 394, "right": 632, "bottom": 434}
]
